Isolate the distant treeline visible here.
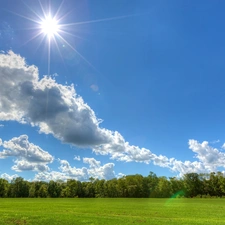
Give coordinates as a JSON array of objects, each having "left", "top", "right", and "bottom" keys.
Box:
[{"left": 1, "top": 172, "right": 225, "bottom": 198}]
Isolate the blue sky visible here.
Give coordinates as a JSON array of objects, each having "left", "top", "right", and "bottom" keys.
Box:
[{"left": 1, "top": 0, "right": 225, "bottom": 181}]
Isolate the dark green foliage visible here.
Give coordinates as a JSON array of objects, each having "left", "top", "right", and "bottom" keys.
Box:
[
  {"left": 9, "top": 177, "right": 29, "bottom": 197},
  {"left": 0, "top": 178, "right": 9, "bottom": 197},
  {"left": 2, "top": 171, "right": 225, "bottom": 198}
]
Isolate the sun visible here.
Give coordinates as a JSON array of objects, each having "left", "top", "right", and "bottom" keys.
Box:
[
  {"left": 11, "top": 0, "right": 132, "bottom": 75},
  {"left": 40, "top": 15, "right": 59, "bottom": 39}
]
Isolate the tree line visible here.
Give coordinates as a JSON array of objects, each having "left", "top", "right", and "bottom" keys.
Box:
[{"left": 1, "top": 172, "right": 225, "bottom": 198}]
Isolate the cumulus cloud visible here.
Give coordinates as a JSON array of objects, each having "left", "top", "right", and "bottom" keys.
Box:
[
  {"left": 1, "top": 51, "right": 225, "bottom": 177},
  {"left": 58, "top": 159, "right": 89, "bottom": 180},
  {"left": 34, "top": 171, "right": 69, "bottom": 181},
  {"left": 0, "top": 51, "right": 110, "bottom": 146},
  {"left": 188, "top": 139, "right": 225, "bottom": 171},
  {"left": 12, "top": 159, "right": 50, "bottom": 172},
  {"left": 0, "top": 51, "right": 170, "bottom": 168},
  {"left": 93, "top": 131, "right": 170, "bottom": 166},
  {"left": 35, "top": 158, "right": 115, "bottom": 181},
  {"left": 83, "top": 157, "right": 101, "bottom": 168},
  {"left": 83, "top": 157, "right": 115, "bottom": 180},
  {"left": 169, "top": 158, "right": 208, "bottom": 175},
  {"left": 167, "top": 140, "right": 225, "bottom": 176},
  {"left": 0, "top": 173, "right": 18, "bottom": 181},
  {"left": 0, "top": 135, "right": 53, "bottom": 172}
]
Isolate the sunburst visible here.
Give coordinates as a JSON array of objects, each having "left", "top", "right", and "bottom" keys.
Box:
[
  {"left": 40, "top": 15, "right": 59, "bottom": 39},
  {"left": 10, "top": 1, "right": 135, "bottom": 75}
]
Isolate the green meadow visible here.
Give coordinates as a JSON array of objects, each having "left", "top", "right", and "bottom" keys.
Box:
[{"left": 1, "top": 198, "right": 225, "bottom": 225}]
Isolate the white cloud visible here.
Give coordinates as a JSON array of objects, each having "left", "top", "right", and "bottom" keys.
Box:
[
  {"left": 168, "top": 140, "right": 225, "bottom": 176},
  {"left": 1, "top": 51, "right": 225, "bottom": 177},
  {"left": 188, "top": 139, "right": 225, "bottom": 171},
  {"left": 12, "top": 159, "right": 50, "bottom": 172},
  {"left": 61, "top": 158, "right": 115, "bottom": 180},
  {"left": 83, "top": 157, "right": 115, "bottom": 180},
  {"left": 74, "top": 155, "right": 81, "bottom": 161},
  {"left": 222, "top": 143, "right": 225, "bottom": 150},
  {"left": 0, "top": 51, "right": 110, "bottom": 146},
  {"left": 0, "top": 135, "right": 53, "bottom": 172},
  {"left": 117, "top": 172, "right": 126, "bottom": 178},
  {"left": 0, "top": 51, "right": 170, "bottom": 168},
  {"left": 34, "top": 171, "right": 69, "bottom": 181},
  {"left": 0, "top": 173, "right": 18, "bottom": 181},
  {"left": 94, "top": 131, "right": 170, "bottom": 167},
  {"left": 83, "top": 157, "right": 101, "bottom": 168},
  {"left": 210, "top": 139, "right": 220, "bottom": 144},
  {"left": 35, "top": 158, "right": 115, "bottom": 181},
  {"left": 59, "top": 159, "right": 89, "bottom": 181},
  {"left": 0, "top": 124, "right": 4, "bottom": 127},
  {"left": 169, "top": 158, "right": 208, "bottom": 175}
]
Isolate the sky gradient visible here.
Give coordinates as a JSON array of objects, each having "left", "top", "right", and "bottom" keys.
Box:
[{"left": 1, "top": 0, "right": 225, "bottom": 181}]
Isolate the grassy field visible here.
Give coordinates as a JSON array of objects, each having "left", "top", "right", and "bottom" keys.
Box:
[{"left": 0, "top": 198, "right": 225, "bottom": 225}]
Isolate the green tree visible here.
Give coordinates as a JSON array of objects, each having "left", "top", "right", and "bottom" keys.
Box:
[
  {"left": 147, "top": 172, "right": 159, "bottom": 197},
  {"left": 48, "top": 180, "right": 62, "bottom": 197},
  {"left": 39, "top": 184, "right": 48, "bottom": 198},
  {"left": 66, "top": 180, "right": 78, "bottom": 197},
  {"left": 10, "top": 177, "right": 29, "bottom": 197},
  {"left": 0, "top": 178, "right": 9, "bottom": 197},
  {"left": 94, "top": 179, "right": 105, "bottom": 198},
  {"left": 155, "top": 176, "right": 172, "bottom": 198},
  {"left": 169, "top": 177, "right": 184, "bottom": 197},
  {"left": 29, "top": 182, "right": 36, "bottom": 198},
  {"left": 183, "top": 173, "right": 203, "bottom": 197}
]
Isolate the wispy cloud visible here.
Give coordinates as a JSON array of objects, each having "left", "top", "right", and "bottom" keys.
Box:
[{"left": 74, "top": 155, "right": 81, "bottom": 161}]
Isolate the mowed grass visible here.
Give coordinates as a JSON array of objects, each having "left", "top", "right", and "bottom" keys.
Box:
[{"left": 0, "top": 198, "right": 225, "bottom": 225}]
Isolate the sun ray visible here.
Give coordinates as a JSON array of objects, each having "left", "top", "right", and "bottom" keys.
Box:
[
  {"left": 9, "top": 0, "right": 139, "bottom": 76},
  {"left": 54, "top": 0, "right": 65, "bottom": 20},
  {"left": 22, "top": 0, "right": 43, "bottom": 21},
  {"left": 38, "top": 0, "right": 48, "bottom": 21},
  {"left": 59, "top": 30, "right": 87, "bottom": 41},
  {"left": 4, "top": 9, "right": 39, "bottom": 24},
  {"left": 56, "top": 33, "right": 97, "bottom": 70},
  {"left": 63, "top": 14, "right": 137, "bottom": 27}
]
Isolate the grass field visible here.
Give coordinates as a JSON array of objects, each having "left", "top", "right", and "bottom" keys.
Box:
[{"left": 0, "top": 198, "right": 225, "bottom": 225}]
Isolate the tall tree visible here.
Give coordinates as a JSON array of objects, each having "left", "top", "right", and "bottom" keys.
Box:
[
  {"left": 0, "top": 178, "right": 9, "bottom": 197},
  {"left": 10, "top": 177, "right": 29, "bottom": 197},
  {"left": 155, "top": 176, "right": 172, "bottom": 198},
  {"left": 183, "top": 173, "right": 203, "bottom": 197}
]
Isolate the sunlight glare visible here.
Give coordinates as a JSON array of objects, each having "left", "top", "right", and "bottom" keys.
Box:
[
  {"left": 12, "top": 1, "right": 133, "bottom": 75},
  {"left": 41, "top": 16, "right": 59, "bottom": 38}
]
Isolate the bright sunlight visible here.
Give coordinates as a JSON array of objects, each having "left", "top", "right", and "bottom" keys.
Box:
[{"left": 41, "top": 15, "right": 59, "bottom": 38}]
